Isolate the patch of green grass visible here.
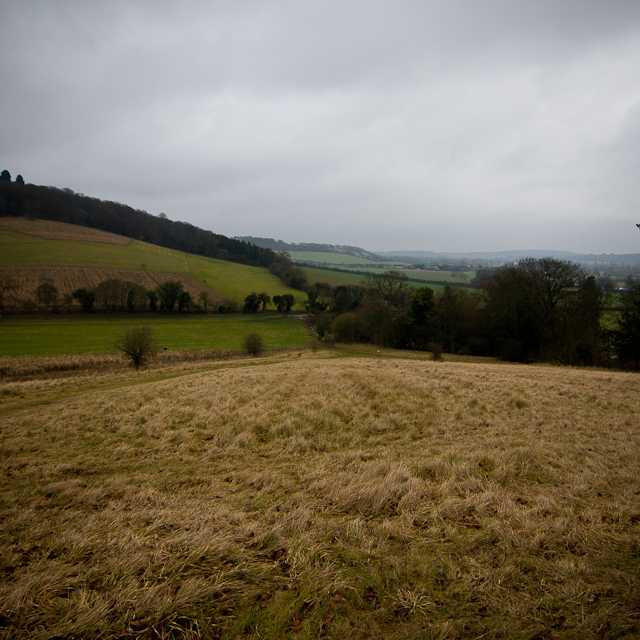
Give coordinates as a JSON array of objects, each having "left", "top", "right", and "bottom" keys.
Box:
[
  {"left": 0, "top": 229, "right": 301, "bottom": 302},
  {"left": 0, "top": 315, "right": 312, "bottom": 357},
  {"left": 401, "top": 269, "right": 475, "bottom": 283},
  {"left": 300, "top": 266, "right": 471, "bottom": 293},
  {"left": 300, "top": 267, "right": 367, "bottom": 288},
  {"left": 289, "top": 251, "right": 404, "bottom": 267}
]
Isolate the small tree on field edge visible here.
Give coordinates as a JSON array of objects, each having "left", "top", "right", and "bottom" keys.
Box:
[
  {"left": 115, "top": 325, "right": 158, "bottom": 370},
  {"left": 244, "top": 331, "right": 264, "bottom": 357},
  {"left": 35, "top": 281, "right": 58, "bottom": 315}
]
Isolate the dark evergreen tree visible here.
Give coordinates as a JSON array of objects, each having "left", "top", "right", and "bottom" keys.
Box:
[
  {"left": 243, "top": 293, "right": 260, "bottom": 313},
  {"left": 156, "top": 281, "right": 184, "bottom": 312},
  {"left": 72, "top": 288, "right": 96, "bottom": 312}
]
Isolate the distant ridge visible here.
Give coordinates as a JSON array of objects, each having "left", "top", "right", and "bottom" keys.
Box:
[
  {"left": 235, "top": 236, "right": 383, "bottom": 261},
  {"left": 377, "top": 249, "right": 640, "bottom": 266}
]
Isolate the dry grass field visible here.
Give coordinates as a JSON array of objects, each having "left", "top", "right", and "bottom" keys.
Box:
[
  {"left": 1, "top": 352, "right": 639, "bottom": 639},
  {"left": 0, "top": 218, "right": 132, "bottom": 245}
]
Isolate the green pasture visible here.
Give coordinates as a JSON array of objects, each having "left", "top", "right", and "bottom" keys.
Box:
[
  {"left": 362, "top": 267, "right": 476, "bottom": 283},
  {"left": 301, "top": 266, "right": 474, "bottom": 293},
  {"left": 289, "top": 251, "right": 403, "bottom": 268},
  {"left": 0, "top": 315, "right": 312, "bottom": 357},
  {"left": 0, "top": 229, "right": 300, "bottom": 302},
  {"left": 300, "top": 267, "right": 366, "bottom": 288}
]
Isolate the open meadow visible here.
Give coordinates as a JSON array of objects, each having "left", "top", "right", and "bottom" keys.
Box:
[
  {"left": 1, "top": 350, "right": 639, "bottom": 639},
  {"left": 298, "top": 266, "right": 476, "bottom": 293},
  {"left": 0, "top": 315, "right": 312, "bottom": 358}
]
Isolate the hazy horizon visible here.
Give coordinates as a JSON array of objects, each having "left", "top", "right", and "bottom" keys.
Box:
[{"left": 2, "top": 1, "right": 640, "bottom": 254}]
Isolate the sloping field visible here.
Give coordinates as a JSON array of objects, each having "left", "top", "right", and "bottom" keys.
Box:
[
  {"left": 298, "top": 266, "right": 366, "bottom": 288},
  {"left": 289, "top": 251, "right": 401, "bottom": 268},
  {"left": 0, "top": 217, "right": 132, "bottom": 245},
  {"left": 299, "top": 266, "right": 469, "bottom": 293},
  {"left": 1, "top": 354, "right": 639, "bottom": 639},
  {"left": 0, "top": 220, "right": 300, "bottom": 303}
]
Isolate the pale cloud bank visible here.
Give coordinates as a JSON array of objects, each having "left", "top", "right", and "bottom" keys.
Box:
[{"left": 2, "top": 1, "right": 640, "bottom": 253}]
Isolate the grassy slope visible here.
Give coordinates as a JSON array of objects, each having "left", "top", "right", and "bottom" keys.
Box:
[
  {"left": 0, "top": 315, "right": 312, "bottom": 357},
  {"left": 299, "top": 266, "right": 473, "bottom": 293},
  {"left": 289, "top": 251, "right": 401, "bottom": 267},
  {"left": 1, "top": 353, "right": 639, "bottom": 639},
  {"left": 0, "top": 227, "right": 299, "bottom": 302}
]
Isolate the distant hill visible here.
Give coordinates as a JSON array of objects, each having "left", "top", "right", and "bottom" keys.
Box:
[
  {"left": 378, "top": 249, "right": 640, "bottom": 267},
  {"left": 235, "top": 236, "right": 383, "bottom": 261},
  {"left": 0, "top": 181, "right": 278, "bottom": 268}
]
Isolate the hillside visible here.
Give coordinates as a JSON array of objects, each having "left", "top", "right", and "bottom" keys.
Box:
[
  {"left": 0, "top": 218, "right": 302, "bottom": 312},
  {"left": 0, "top": 180, "right": 277, "bottom": 267},
  {"left": 235, "top": 236, "right": 383, "bottom": 261}
]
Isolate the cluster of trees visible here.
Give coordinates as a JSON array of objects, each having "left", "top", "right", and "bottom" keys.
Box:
[
  {"left": 1, "top": 170, "right": 24, "bottom": 184},
  {"left": 306, "top": 258, "right": 640, "bottom": 370},
  {"left": 242, "top": 292, "right": 295, "bottom": 314},
  {"left": 23, "top": 279, "right": 216, "bottom": 314}
]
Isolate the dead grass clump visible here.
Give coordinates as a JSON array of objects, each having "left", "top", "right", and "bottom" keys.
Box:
[{"left": 311, "top": 459, "right": 424, "bottom": 516}]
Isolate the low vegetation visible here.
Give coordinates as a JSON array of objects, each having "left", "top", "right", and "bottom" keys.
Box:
[
  {"left": 243, "top": 331, "right": 264, "bottom": 357},
  {"left": 1, "top": 353, "right": 639, "bottom": 638},
  {"left": 0, "top": 315, "right": 312, "bottom": 358},
  {"left": 114, "top": 325, "right": 158, "bottom": 370}
]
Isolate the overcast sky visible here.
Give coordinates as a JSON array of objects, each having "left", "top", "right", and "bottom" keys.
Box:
[{"left": 2, "top": 1, "right": 640, "bottom": 253}]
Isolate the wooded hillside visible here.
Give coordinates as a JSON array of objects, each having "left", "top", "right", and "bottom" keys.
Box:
[{"left": 0, "top": 181, "right": 277, "bottom": 267}]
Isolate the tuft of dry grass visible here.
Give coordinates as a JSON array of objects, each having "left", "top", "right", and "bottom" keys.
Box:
[{"left": 1, "top": 354, "right": 640, "bottom": 638}]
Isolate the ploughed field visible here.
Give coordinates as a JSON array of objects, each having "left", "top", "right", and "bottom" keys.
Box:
[{"left": 1, "top": 353, "right": 639, "bottom": 639}]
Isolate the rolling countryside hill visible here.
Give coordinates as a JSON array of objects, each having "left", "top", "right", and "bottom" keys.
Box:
[{"left": 0, "top": 218, "right": 303, "bottom": 312}]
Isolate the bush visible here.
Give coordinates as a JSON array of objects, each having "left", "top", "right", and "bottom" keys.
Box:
[
  {"left": 429, "top": 342, "right": 444, "bottom": 362},
  {"left": 244, "top": 331, "right": 264, "bottom": 357},
  {"left": 332, "top": 312, "right": 368, "bottom": 343},
  {"left": 115, "top": 326, "right": 158, "bottom": 370}
]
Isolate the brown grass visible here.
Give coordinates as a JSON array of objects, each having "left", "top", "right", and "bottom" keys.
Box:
[
  {"left": 0, "top": 349, "right": 245, "bottom": 382},
  {"left": 1, "top": 354, "right": 640, "bottom": 638},
  {"left": 0, "top": 218, "right": 132, "bottom": 244}
]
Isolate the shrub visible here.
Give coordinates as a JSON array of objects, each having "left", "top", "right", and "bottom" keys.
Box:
[
  {"left": 244, "top": 331, "right": 264, "bottom": 357},
  {"left": 332, "top": 312, "right": 368, "bottom": 343},
  {"left": 429, "top": 342, "right": 444, "bottom": 362},
  {"left": 114, "top": 326, "right": 158, "bottom": 370}
]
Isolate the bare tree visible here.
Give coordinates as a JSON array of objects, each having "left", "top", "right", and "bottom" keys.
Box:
[
  {"left": 363, "top": 270, "right": 411, "bottom": 309},
  {"left": 243, "top": 331, "right": 264, "bottom": 357},
  {"left": 35, "top": 281, "right": 58, "bottom": 315},
  {"left": 0, "top": 276, "right": 18, "bottom": 319},
  {"left": 115, "top": 326, "right": 158, "bottom": 370}
]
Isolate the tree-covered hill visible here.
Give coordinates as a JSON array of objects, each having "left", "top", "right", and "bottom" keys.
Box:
[
  {"left": 0, "top": 179, "right": 277, "bottom": 268},
  {"left": 235, "top": 235, "right": 383, "bottom": 261}
]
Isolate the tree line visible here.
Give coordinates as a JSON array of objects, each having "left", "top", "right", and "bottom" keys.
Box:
[
  {"left": 304, "top": 258, "right": 640, "bottom": 370},
  {"left": 0, "top": 278, "right": 222, "bottom": 315}
]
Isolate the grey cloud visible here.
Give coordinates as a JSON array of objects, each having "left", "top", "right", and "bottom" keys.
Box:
[{"left": 2, "top": 0, "right": 640, "bottom": 253}]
